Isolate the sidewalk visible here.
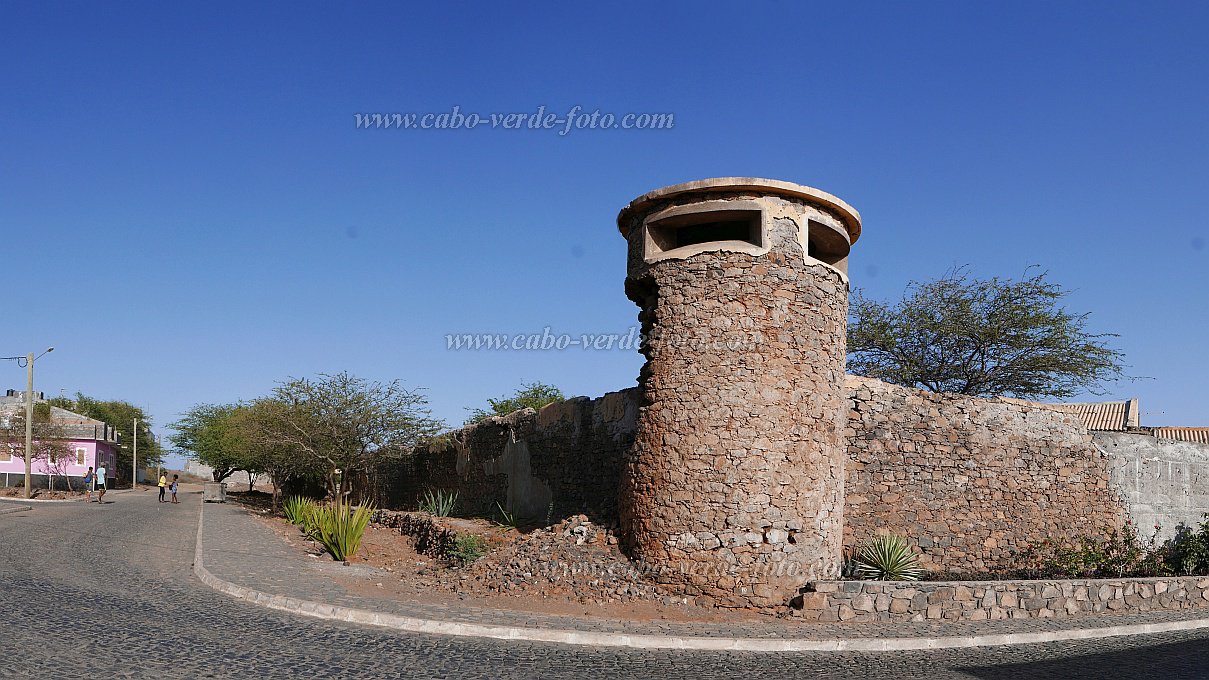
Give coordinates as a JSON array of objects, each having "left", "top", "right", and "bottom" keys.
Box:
[
  {"left": 195, "top": 502, "right": 1209, "bottom": 651},
  {"left": 0, "top": 487, "right": 139, "bottom": 504}
]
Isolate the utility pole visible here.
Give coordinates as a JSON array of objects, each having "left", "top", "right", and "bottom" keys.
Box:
[
  {"left": 24, "top": 353, "right": 34, "bottom": 498},
  {"left": 21, "top": 347, "right": 54, "bottom": 499},
  {"left": 132, "top": 417, "right": 138, "bottom": 489}
]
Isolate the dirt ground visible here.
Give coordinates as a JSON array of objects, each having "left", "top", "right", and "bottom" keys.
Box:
[{"left": 227, "top": 492, "right": 770, "bottom": 625}]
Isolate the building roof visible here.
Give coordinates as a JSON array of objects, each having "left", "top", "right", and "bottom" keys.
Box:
[
  {"left": 0, "top": 394, "right": 119, "bottom": 443},
  {"left": 1049, "top": 399, "right": 1140, "bottom": 431},
  {"left": 995, "top": 396, "right": 1140, "bottom": 431},
  {"left": 1150, "top": 428, "right": 1209, "bottom": 445}
]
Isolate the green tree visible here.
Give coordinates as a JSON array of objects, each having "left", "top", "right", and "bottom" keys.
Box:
[
  {"left": 464, "top": 381, "right": 565, "bottom": 425},
  {"left": 48, "top": 393, "right": 162, "bottom": 483},
  {"left": 230, "top": 398, "right": 322, "bottom": 509},
  {"left": 256, "top": 372, "right": 443, "bottom": 499},
  {"left": 170, "top": 400, "right": 318, "bottom": 507},
  {"left": 846, "top": 268, "right": 1126, "bottom": 400},
  {"left": 169, "top": 403, "right": 246, "bottom": 482}
]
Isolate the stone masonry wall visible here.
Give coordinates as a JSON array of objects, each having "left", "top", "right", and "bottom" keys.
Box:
[
  {"left": 796, "top": 576, "right": 1209, "bottom": 622},
  {"left": 390, "top": 376, "right": 1204, "bottom": 593},
  {"left": 843, "top": 375, "right": 1130, "bottom": 576},
  {"left": 618, "top": 192, "right": 851, "bottom": 609},
  {"left": 389, "top": 389, "right": 639, "bottom": 525}
]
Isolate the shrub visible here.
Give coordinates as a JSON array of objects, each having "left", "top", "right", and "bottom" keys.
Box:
[
  {"left": 418, "top": 488, "right": 458, "bottom": 517},
  {"left": 1019, "top": 521, "right": 1172, "bottom": 579},
  {"left": 1162, "top": 514, "right": 1209, "bottom": 576},
  {"left": 310, "top": 496, "right": 376, "bottom": 561},
  {"left": 448, "top": 533, "right": 487, "bottom": 565},
  {"left": 854, "top": 534, "right": 922, "bottom": 581}
]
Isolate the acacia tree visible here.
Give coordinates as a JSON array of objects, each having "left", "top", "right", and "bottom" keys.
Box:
[
  {"left": 230, "top": 399, "right": 320, "bottom": 509},
  {"left": 170, "top": 403, "right": 245, "bottom": 482},
  {"left": 464, "top": 381, "right": 564, "bottom": 425},
  {"left": 257, "top": 372, "right": 443, "bottom": 500},
  {"left": 847, "top": 268, "right": 1126, "bottom": 400}
]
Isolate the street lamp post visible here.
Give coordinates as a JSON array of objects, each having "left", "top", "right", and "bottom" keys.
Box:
[
  {"left": 21, "top": 347, "right": 54, "bottom": 499},
  {"left": 132, "top": 417, "right": 138, "bottom": 489}
]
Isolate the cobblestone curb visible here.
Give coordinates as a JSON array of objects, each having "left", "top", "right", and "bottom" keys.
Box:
[{"left": 192, "top": 504, "right": 1209, "bottom": 651}]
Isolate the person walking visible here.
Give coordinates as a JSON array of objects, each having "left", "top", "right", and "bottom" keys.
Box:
[
  {"left": 83, "top": 466, "right": 95, "bottom": 502},
  {"left": 158, "top": 472, "right": 167, "bottom": 502},
  {"left": 169, "top": 475, "right": 179, "bottom": 504},
  {"left": 95, "top": 464, "right": 108, "bottom": 503}
]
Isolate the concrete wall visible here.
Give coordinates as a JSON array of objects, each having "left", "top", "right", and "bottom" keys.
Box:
[{"left": 1098, "top": 432, "right": 1209, "bottom": 541}]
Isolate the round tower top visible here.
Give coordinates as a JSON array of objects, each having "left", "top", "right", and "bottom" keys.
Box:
[{"left": 616, "top": 177, "right": 861, "bottom": 244}]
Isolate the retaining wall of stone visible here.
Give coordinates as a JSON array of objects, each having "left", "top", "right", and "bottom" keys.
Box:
[
  {"left": 371, "top": 510, "right": 458, "bottom": 557},
  {"left": 795, "top": 576, "right": 1209, "bottom": 622}
]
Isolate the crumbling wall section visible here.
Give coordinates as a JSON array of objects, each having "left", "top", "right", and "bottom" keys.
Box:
[
  {"left": 392, "top": 388, "right": 639, "bottom": 525},
  {"left": 1097, "top": 431, "right": 1209, "bottom": 541}
]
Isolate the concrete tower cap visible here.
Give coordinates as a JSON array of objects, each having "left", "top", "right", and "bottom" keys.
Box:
[{"left": 616, "top": 177, "right": 861, "bottom": 244}]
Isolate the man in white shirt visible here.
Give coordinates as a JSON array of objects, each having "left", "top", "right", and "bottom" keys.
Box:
[{"left": 95, "top": 465, "right": 108, "bottom": 503}]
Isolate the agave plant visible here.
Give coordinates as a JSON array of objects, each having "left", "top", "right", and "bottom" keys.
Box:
[
  {"left": 417, "top": 488, "right": 458, "bottom": 517},
  {"left": 301, "top": 502, "right": 322, "bottom": 537},
  {"left": 492, "top": 501, "right": 520, "bottom": 530},
  {"left": 854, "top": 534, "right": 922, "bottom": 581},
  {"left": 282, "top": 496, "right": 312, "bottom": 526},
  {"left": 311, "top": 496, "right": 376, "bottom": 561}
]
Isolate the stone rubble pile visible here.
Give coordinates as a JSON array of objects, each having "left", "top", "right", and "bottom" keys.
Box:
[
  {"left": 447, "top": 515, "right": 670, "bottom": 604},
  {"left": 372, "top": 510, "right": 674, "bottom": 605}
]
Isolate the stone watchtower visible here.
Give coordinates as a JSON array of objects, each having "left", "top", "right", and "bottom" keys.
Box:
[{"left": 616, "top": 178, "right": 861, "bottom": 608}]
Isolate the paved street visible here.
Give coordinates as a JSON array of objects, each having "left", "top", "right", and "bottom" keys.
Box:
[{"left": 1, "top": 491, "right": 1207, "bottom": 679}]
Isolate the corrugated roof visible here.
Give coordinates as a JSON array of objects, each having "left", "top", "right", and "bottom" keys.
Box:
[
  {"left": 1053, "top": 399, "right": 1139, "bottom": 431},
  {"left": 1151, "top": 428, "right": 1209, "bottom": 444}
]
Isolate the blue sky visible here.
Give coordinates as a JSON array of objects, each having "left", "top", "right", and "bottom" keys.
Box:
[{"left": 2, "top": 1, "right": 1206, "bottom": 465}]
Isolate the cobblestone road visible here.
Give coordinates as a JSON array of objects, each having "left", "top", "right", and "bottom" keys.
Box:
[{"left": 1, "top": 492, "right": 1207, "bottom": 679}]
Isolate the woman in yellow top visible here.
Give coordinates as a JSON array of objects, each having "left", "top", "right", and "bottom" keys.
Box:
[{"left": 158, "top": 473, "right": 167, "bottom": 503}]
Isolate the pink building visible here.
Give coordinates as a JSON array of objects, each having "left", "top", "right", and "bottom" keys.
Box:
[{"left": 0, "top": 390, "right": 120, "bottom": 489}]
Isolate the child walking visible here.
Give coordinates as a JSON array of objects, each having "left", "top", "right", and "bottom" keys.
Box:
[{"left": 170, "top": 475, "right": 179, "bottom": 504}]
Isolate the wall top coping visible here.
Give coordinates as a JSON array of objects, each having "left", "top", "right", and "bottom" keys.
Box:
[
  {"left": 616, "top": 177, "right": 862, "bottom": 244},
  {"left": 809, "top": 575, "right": 1209, "bottom": 589}
]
